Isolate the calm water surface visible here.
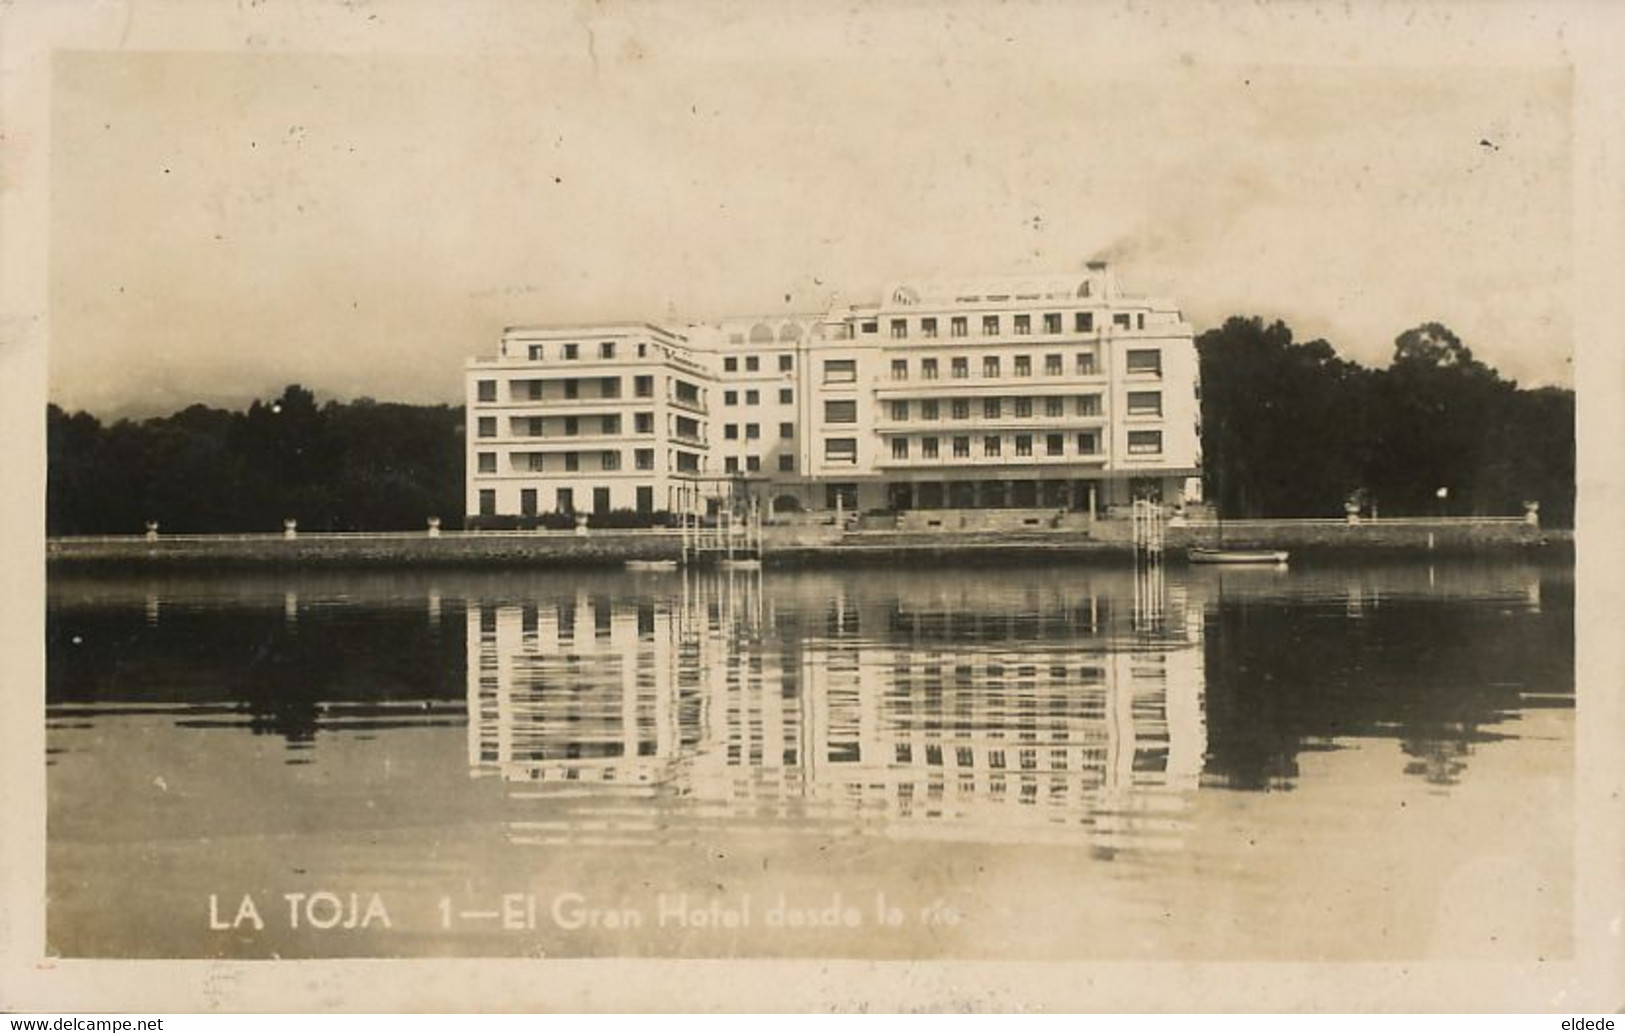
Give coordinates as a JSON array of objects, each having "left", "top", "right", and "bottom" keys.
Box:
[{"left": 46, "top": 559, "right": 1573, "bottom": 960}]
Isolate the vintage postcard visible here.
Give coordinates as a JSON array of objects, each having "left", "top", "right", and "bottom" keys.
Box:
[{"left": 2, "top": 0, "right": 1621, "bottom": 1014}]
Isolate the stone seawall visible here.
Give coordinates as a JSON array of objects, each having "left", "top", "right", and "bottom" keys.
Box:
[{"left": 48, "top": 518, "right": 1565, "bottom": 570}]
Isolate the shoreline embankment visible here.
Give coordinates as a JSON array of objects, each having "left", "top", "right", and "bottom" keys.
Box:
[{"left": 46, "top": 517, "right": 1569, "bottom": 571}]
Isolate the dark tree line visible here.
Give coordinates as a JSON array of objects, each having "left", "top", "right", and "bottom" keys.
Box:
[
  {"left": 48, "top": 385, "right": 465, "bottom": 534},
  {"left": 1199, "top": 318, "right": 1574, "bottom": 526}
]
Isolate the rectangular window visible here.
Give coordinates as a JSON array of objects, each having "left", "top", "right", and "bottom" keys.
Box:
[
  {"left": 1127, "top": 390, "right": 1163, "bottom": 416},
  {"left": 952, "top": 357, "right": 969, "bottom": 379},
  {"left": 921, "top": 436, "right": 939, "bottom": 459},
  {"left": 1015, "top": 434, "right": 1033, "bottom": 457},
  {"left": 983, "top": 436, "right": 1001, "bottom": 457},
  {"left": 562, "top": 343, "right": 579, "bottom": 361},
  {"left": 1128, "top": 430, "right": 1163, "bottom": 454},
  {"left": 725, "top": 424, "right": 739, "bottom": 440},
  {"left": 951, "top": 316, "right": 968, "bottom": 338},
  {"left": 675, "top": 415, "right": 700, "bottom": 439},
  {"left": 637, "top": 343, "right": 647, "bottom": 359},
  {"left": 725, "top": 390, "right": 739, "bottom": 405},
  {"left": 746, "top": 423, "right": 760, "bottom": 439},
  {"left": 600, "top": 377, "right": 620, "bottom": 398},
  {"left": 601, "top": 414, "right": 620, "bottom": 434},
  {"left": 745, "top": 389, "right": 760, "bottom": 405},
  {"left": 564, "top": 452, "right": 580, "bottom": 472},
  {"left": 1043, "top": 313, "right": 1062, "bottom": 334},
  {"left": 952, "top": 436, "right": 970, "bottom": 458},
  {"left": 746, "top": 455, "right": 761, "bottom": 472},
  {"left": 952, "top": 399, "right": 970, "bottom": 420},
  {"left": 564, "top": 416, "right": 579, "bottom": 436},
  {"left": 891, "top": 400, "right": 909, "bottom": 421},
  {"left": 634, "top": 374, "right": 654, "bottom": 397},
  {"left": 779, "top": 354, "right": 794, "bottom": 372},
  {"left": 477, "top": 416, "right": 497, "bottom": 437},
  {"left": 520, "top": 488, "right": 538, "bottom": 516},
  {"left": 780, "top": 421, "right": 794, "bottom": 439},
  {"left": 983, "top": 397, "right": 1001, "bottom": 420},
  {"left": 1014, "top": 355, "right": 1031, "bottom": 377},
  {"left": 1014, "top": 397, "right": 1032, "bottom": 418},
  {"left": 921, "top": 400, "right": 939, "bottom": 420},
  {"left": 982, "top": 315, "right": 1000, "bottom": 336},
  {"left": 563, "top": 379, "right": 579, "bottom": 400},
  {"left": 527, "top": 345, "right": 544, "bottom": 361},
  {"left": 824, "top": 399, "right": 858, "bottom": 424},
  {"left": 1078, "top": 432, "right": 1099, "bottom": 455},
  {"left": 635, "top": 448, "right": 654, "bottom": 470},
  {"left": 1114, "top": 313, "right": 1133, "bottom": 329},
  {"left": 599, "top": 341, "right": 615, "bottom": 359},
  {"left": 823, "top": 359, "right": 857, "bottom": 383},
  {"left": 525, "top": 380, "right": 543, "bottom": 401},
  {"left": 1014, "top": 314, "right": 1031, "bottom": 336},
  {"left": 891, "top": 358, "right": 908, "bottom": 380},
  {"left": 745, "top": 356, "right": 760, "bottom": 372},
  {"left": 636, "top": 485, "right": 653, "bottom": 513},
  {"left": 673, "top": 380, "right": 700, "bottom": 405},
  {"left": 921, "top": 358, "right": 939, "bottom": 380},
  {"left": 527, "top": 416, "right": 544, "bottom": 436},
  {"left": 556, "top": 487, "right": 574, "bottom": 513},
  {"left": 724, "top": 357, "right": 739, "bottom": 372},
  {"left": 1046, "top": 433, "right": 1064, "bottom": 456},
  {"left": 824, "top": 438, "right": 858, "bottom": 464},
  {"left": 529, "top": 453, "right": 545, "bottom": 472},
  {"left": 891, "top": 438, "right": 910, "bottom": 460},
  {"left": 983, "top": 356, "right": 1001, "bottom": 378},
  {"left": 602, "top": 451, "right": 621, "bottom": 471},
  {"left": 861, "top": 320, "right": 878, "bottom": 335},
  {"left": 1045, "top": 396, "right": 1064, "bottom": 418},
  {"left": 1126, "top": 349, "right": 1162, "bottom": 375},
  {"left": 725, "top": 457, "right": 740, "bottom": 474},
  {"left": 779, "top": 388, "right": 793, "bottom": 404},
  {"left": 921, "top": 318, "right": 938, "bottom": 339},
  {"left": 477, "top": 380, "right": 497, "bottom": 402},
  {"left": 1045, "top": 354, "right": 1063, "bottom": 376},
  {"left": 477, "top": 452, "right": 497, "bottom": 473},
  {"left": 1075, "top": 312, "right": 1094, "bottom": 333},
  {"left": 478, "top": 489, "right": 495, "bottom": 516},
  {"left": 634, "top": 412, "right": 654, "bottom": 433},
  {"left": 1077, "top": 395, "right": 1103, "bottom": 417},
  {"left": 1076, "top": 352, "right": 1098, "bottom": 375},
  {"left": 779, "top": 454, "right": 795, "bottom": 472},
  {"left": 890, "top": 319, "right": 908, "bottom": 340},
  {"left": 675, "top": 451, "right": 699, "bottom": 473}
]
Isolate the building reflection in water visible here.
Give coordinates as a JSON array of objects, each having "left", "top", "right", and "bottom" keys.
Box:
[{"left": 467, "top": 568, "right": 1206, "bottom": 853}]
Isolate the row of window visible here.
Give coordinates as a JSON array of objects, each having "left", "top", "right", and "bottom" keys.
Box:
[
  {"left": 724, "top": 422, "right": 794, "bottom": 441},
  {"left": 724, "top": 454, "right": 796, "bottom": 475},
  {"left": 512, "top": 340, "right": 654, "bottom": 363},
  {"left": 477, "top": 485, "right": 656, "bottom": 518},
  {"left": 884, "top": 433, "right": 1101, "bottom": 461},
  {"left": 480, "top": 412, "right": 682, "bottom": 438},
  {"left": 863, "top": 311, "right": 1145, "bottom": 339},
  {"left": 477, "top": 449, "right": 658, "bottom": 473},
  {"left": 887, "top": 352, "right": 1099, "bottom": 380},
  {"left": 820, "top": 430, "right": 1163, "bottom": 463},
  {"left": 874, "top": 430, "right": 1162, "bottom": 461},
  {"left": 722, "top": 354, "right": 795, "bottom": 374},
  {"left": 822, "top": 348, "right": 1160, "bottom": 385},
  {"left": 877, "top": 394, "right": 1143, "bottom": 422},
  {"left": 724, "top": 387, "right": 794, "bottom": 406},
  {"left": 476, "top": 375, "right": 661, "bottom": 403}
]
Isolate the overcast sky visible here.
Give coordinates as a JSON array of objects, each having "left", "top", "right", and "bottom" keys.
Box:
[{"left": 46, "top": 5, "right": 1575, "bottom": 418}]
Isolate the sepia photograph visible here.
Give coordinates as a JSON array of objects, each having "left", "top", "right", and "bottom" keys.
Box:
[{"left": 2, "top": 0, "right": 1622, "bottom": 1015}]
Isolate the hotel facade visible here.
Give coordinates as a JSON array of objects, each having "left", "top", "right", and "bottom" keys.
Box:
[{"left": 466, "top": 262, "right": 1200, "bottom": 520}]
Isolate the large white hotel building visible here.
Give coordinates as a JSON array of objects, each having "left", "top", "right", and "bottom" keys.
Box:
[{"left": 465, "top": 262, "right": 1200, "bottom": 521}]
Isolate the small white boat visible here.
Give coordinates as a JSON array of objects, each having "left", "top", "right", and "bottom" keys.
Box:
[
  {"left": 719, "top": 557, "right": 762, "bottom": 571},
  {"left": 625, "top": 559, "right": 679, "bottom": 573},
  {"left": 1187, "top": 547, "right": 1289, "bottom": 565}
]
